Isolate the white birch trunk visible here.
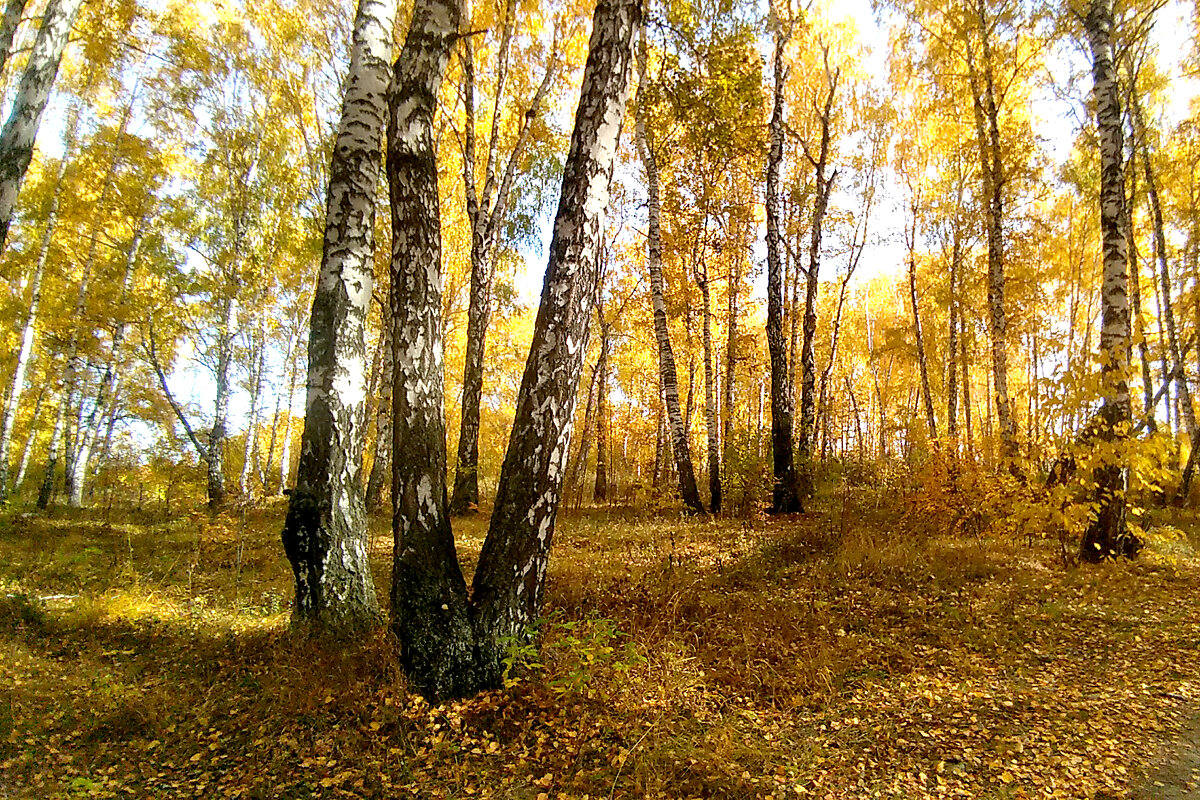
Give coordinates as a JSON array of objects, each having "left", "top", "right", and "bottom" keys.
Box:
[
  {"left": 66, "top": 222, "right": 144, "bottom": 507},
  {"left": 0, "top": 100, "right": 81, "bottom": 502},
  {"left": 472, "top": 0, "right": 640, "bottom": 679},
  {"left": 281, "top": 0, "right": 395, "bottom": 633},
  {"left": 1081, "top": 0, "right": 1136, "bottom": 560},
  {"left": 0, "top": 0, "right": 84, "bottom": 252}
]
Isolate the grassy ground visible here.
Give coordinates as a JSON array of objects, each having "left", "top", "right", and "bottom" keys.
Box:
[{"left": 1, "top": 482, "right": 1200, "bottom": 799}]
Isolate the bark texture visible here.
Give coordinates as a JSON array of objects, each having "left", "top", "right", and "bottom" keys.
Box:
[
  {"left": 1080, "top": 0, "right": 1138, "bottom": 561},
  {"left": 633, "top": 31, "right": 704, "bottom": 515},
  {"left": 281, "top": 0, "right": 395, "bottom": 634},
  {"left": 388, "top": 0, "right": 488, "bottom": 700},
  {"left": 765, "top": 26, "right": 802, "bottom": 513},
  {"left": 0, "top": 0, "right": 83, "bottom": 253},
  {"left": 0, "top": 0, "right": 28, "bottom": 77},
  {"left": 471, "top": 0, "right": 640, "bottom": 678}
]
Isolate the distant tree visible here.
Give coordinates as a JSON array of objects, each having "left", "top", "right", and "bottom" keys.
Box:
[
  {"left": 633, "top": 27, "right": 705, "bottom": 515},
  {"left": 765, "top": 9, "right": 802, "bottom": 514}
]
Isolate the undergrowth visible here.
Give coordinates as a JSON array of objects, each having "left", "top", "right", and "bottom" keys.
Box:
[{"left": 0, "top": 478, "right": 1199, "bottom": 798}]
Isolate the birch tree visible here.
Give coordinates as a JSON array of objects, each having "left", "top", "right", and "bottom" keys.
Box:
[
  {"left": 0, "top": 0, "right": 85, "bottom": 253},
  {"left": 449, "top": 0, "right": 558, "bottom": 515},
  {"left": 1079, "top": 0, "right": 1137, "bottom": 560},
  {"left": 633, "top": 26, "right": 705, "bottom": 515},
  {"left": 387, "top": 0, "right": 639, "bottom": 699},
  {"left": 280, "top": 0, "right": 396, "bottom": 634},
  {"left": 765, "top": 14, "right": 802, "bottom": 514}
]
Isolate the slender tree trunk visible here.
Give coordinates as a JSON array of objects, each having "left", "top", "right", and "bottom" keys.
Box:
[
  {"left": 0, "top": 99, "right": 83, "bottom": 502},
  {"left": 962, "top": 317, "right": 973, "bottom": 455},
  {"left": 653, "top": 388, "right": 666, "bottom": 487},
  {"left": 365, "top": 319, "right": 393, "bottom": 512},
  {"left": 280, "top": 0, "right": 395, "bottom": 633},
  {"left": 67, "top": 222, "right": 144, "bottom": 507},
  {"left": 1081, "top": 0, "right": 1137, "bottom": 561},
  {"left": 947, "top": 196, "right": 963, "bottom": 442},
  {"left": 1124, "top": 124, "right": 1154, "bottom": 428},
  {"left": 203, "top": 296, "right": 235, "bottom": 510},
  {"left": 907, "top": 207, "right": 937, "bottom": 441},
  {"left": 450, "top": 8, "right": 557, "bottom": 515},
  {"left": 239, "top": 324, "right": 266, "bottom": 499},
  {"left": 14, "top": 382, "right": 43, "bottom": 494},
  {"left": 471, "top": 0, "right": 639, "bottom": 683},
  {"left": 633, "top": 31, "right": 704, "bottom": 514},
  {"left": 798, "top": 47, "right": 838, "bottom": 492},
  {"left": 263, "top": 333, "right": 297, "bottom": 494},
  {"left": 36, "top": 390, "right": 65, "bottom": 509},
  {"left": 593, "top": 314, "right": 610, "bottom": 503},
  {"left": 1136, "top": 100, "right": 1197, "bottom": 443},
  {"left": 63, "top": 95, "right": 137, "bottom": 505},
  {"left": 0, "top": 0, "right": 84, "bottom": 253},
  {"left": 723, "top": 249, "right": 739, "bottom": 472},
  {"left": 765, "top": 24, "right": 802, "bottom": 514},
  {"left": 278, "top": 353, "right": 298, "bottom": 494},
  {"left": 695, "top": 260, "right": 720, "bottom": 512},
  {"left": 965, "top": 2, "right": 1017, "bottom": 462},
  {"left": 567, "top": 358, "right": 599, "bottom": 507}
]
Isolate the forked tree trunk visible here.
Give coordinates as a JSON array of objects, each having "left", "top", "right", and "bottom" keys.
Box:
[
  {"left": 798, "top": 46, "right": 838, "bottom": 492},
  {"left": 386, "top": 0, "right": 637, "bottom": 701},
  {"left": 0, "top": 0, "right": 84, "bottom": 253},
  {"left": 765, "top": 23, "right": 802, "bottom": 513},
  {"left": 470, "top": 0, "right": 639, "bottom": 682},
  {"left": 633, "top": 30, "right": 704, "bottom": 515},
  {"left": 1080, "top": 0, "right": 1137, "bottom": 561},
  {"left": 281, "top": 0, "right": 395, "bottom": 634}
]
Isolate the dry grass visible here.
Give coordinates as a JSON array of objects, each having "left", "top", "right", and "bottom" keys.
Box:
[{"left": 1, "top": 482, "right": 1200, "bottom": 798}]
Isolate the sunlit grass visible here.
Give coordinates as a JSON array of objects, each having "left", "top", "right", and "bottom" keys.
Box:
[{"left": 2, "top": 482, "right": 1200, "bottom": 798}]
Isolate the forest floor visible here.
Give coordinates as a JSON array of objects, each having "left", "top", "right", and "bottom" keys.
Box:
[{"left": 1, "top": 477, "right": 1200, "bottom": 799}]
